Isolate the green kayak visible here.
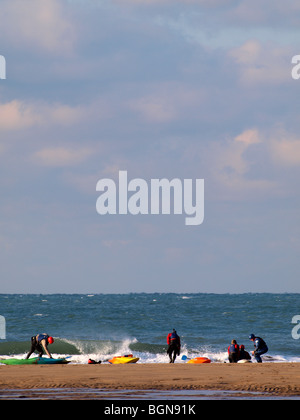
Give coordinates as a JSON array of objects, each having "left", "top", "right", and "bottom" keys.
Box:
[{"left": 0, "top": 357, "right": 70, "bottom": 365}]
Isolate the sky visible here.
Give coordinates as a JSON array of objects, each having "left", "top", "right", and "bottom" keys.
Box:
[{"left": 0, "top": 0, "right": 299, "bottom": 293}]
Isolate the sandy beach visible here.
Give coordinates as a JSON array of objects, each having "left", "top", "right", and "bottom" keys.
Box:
[{"left": 0, "top": 363, "right": 300, "bottom": 399}]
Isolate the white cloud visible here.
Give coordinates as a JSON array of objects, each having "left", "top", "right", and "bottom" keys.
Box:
[
  {"left": 0, "top": 0, "right": 75, "bottom": 54},
  {"left": 229, "top": 40, "right": 292, "bottom": 85},
  {"left": 234, "top": 129, "right": 261, "bottom": 145},
  {"left": 209, "top": 128, "right": 276, "bottom": 198},
  {"left": 271, "top": 138, "right": 300, "bottom": 167},
  {"left": 0, "top": 100, "right": 41, "bottom": 130},
  {"left": 0, "top": 100, "right": 84, "bottom": 131},
  {"left": 207, "top": 126, "right": 300, "bottom": 201},
  {"left": 219, "top": 128, "right": 263, "bottom": 177}
]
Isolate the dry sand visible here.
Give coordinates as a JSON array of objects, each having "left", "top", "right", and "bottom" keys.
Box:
[{"left": 0, "top": 363, "right": 300, "bottom": 399}]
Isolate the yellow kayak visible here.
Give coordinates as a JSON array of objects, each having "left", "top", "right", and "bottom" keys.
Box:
[{"left": 108, "top": 354, "right": 139, "bottom": 364}]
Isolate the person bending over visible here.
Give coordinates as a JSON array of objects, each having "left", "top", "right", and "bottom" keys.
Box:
[
  {"left": 249, "top": 334, "right": 268, "bottom": 363},
  {"left": 26, "top": 333, "right": 54, "bottom": 359}
]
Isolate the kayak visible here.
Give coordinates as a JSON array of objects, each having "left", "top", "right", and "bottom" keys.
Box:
[
  {"left": 0, "top": 357, "right": 70, "bottom": 365},
  {"left": 187, "top": 357, "right": 211, "bottom": 364},
  {"left": 108, "top": 354, "right": 139, "bottom": 364}
]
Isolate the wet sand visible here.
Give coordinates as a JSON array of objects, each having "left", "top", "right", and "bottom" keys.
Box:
[{"left": 0, "top": 363, "right": 299, "bottom": 399}]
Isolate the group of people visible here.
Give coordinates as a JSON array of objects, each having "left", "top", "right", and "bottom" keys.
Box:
[
  {"left": 228, "top": 334, "right": 268, "bottom": 363},
  {"left": 165, "top": 329, "right": 269, "bottom": 364},
  {"left": 25, "top": 330, "right": 268, "bottom": 364},
  {"left": 228, "top": 340, "right": 251, "bottom": 363}
]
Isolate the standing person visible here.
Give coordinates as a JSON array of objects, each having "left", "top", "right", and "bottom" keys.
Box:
[
  {"left": 228, "top": 339, "right": 239, "bottom": 363},
  {"left": 249, "top": 334, "right": 268, "bottom": 363},
  {"left": 26, "top": 333, "right": 54, "bottom": 359},
  {"left": 167, "top": 329, "right": 181, "bottom": 363}
]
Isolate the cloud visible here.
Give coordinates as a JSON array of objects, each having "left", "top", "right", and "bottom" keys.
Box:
[
  {"left": 129, "top": 92, "right": 177, "bottom": 123},
  {"left": 46, "top": 103, "right": 84, "bottom": 126},
  {"left": 0, "top": 100, "right": 84, "bottom": 131},
  {"left": 234, "top": 129, "right": 261, "bottom": 145},
  {"left": 229, "top": 40, "right": 292, "bottom": 85},
  {"left": 209, "top": 128, "right": 276, "bottom": 198},
  {"left": 0, "top": 100, "right": 41, "bottom": 130},
  {"left": 128, "top": 83, "right": 201, "bottom": 123},
  {"left": 230, "top": 0, "right": 300, "bottom": 27},
  {"left": 207, "top": 125, "right": 300, "bottom": 201},
  {"left": 32, "top": 147, "right": 93, "bottom": 167},
  {"left": 0, "top": 0, "right": 75, "bottom": 54},
  {"left": 218, "top": 128, "right": 263, "bottom": 177},
  {"left": 271, "top": 138, "right": 300, "bottom": 166}
]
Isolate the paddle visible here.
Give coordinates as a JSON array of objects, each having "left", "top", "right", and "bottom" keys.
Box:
[{"left": 181, "top": 355, "right": 189, "bottom": 361}]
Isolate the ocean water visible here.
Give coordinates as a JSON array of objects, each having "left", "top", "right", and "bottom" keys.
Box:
[{"left": 0, "top": 293, "right": 299, "bottom": 364}]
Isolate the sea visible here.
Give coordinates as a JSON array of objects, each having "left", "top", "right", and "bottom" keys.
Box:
[{"left": 0, "top": 293, "right": 299, "bottom": 364}]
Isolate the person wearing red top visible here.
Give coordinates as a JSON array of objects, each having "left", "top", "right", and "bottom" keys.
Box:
[
  {"left": 228, "top": 339, "right": 239, "bottom": 363},
  {"left": 167, "top": 329, "right": 181, "bottom": 363}
]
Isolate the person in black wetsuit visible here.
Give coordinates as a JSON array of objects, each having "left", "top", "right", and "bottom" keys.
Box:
[
  {"left": 238, "top": 344, "right": 251, "bottom": 362},
  {"left": 167, "top": 329, "right": 181, "bottom": 363},
  {"left": 249, "top": 334, "right": 268, "bottom": 363},
  {"left": 26, "top": 333, "right": 54, "bottom": 359}
]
